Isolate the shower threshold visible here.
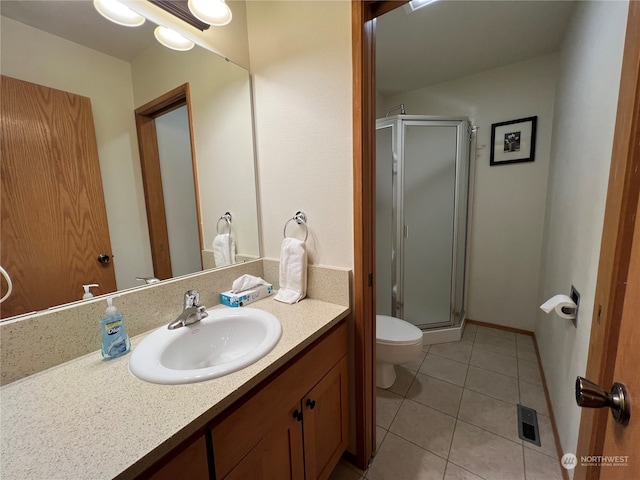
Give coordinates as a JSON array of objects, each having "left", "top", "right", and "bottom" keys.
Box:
[{"left": 420, "top": 317, "right": 466, "bottom": 346}]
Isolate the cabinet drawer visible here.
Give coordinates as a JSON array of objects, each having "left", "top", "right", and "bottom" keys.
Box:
[{"left": 211, "top": 320, "right": 348, "bottom": 479}]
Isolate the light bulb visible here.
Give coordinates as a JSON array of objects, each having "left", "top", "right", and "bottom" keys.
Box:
[
  {"left": 154, "top": 26, "right": 195, "bottom": 51},
  {"left": 93, "top": 0, "right": 145, "bottom": 27},
  {"left": 188, "top": 0, "right": 232, "bottom": 27}
]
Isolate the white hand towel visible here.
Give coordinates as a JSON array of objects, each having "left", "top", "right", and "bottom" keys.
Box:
[
  {"left": 213, "top": 233, "right": 236, "bottom": 267},
  {"left": 274, "top": 237, "right": 307, "bottom": 304},
  {"left": 232, "top": 274, "right": 269, "bottom": 294}
]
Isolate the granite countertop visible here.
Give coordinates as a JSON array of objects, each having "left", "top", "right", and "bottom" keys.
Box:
[{"left": 0, "top": 296, "right": 349, "bottom": 480}]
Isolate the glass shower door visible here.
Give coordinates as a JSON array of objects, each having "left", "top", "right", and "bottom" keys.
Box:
[
  {"left": 400, "top": 122, "right": 458, "bottom": 329},
  {"left": 375, "top": 124, "right": 395, "bottom": 316}
]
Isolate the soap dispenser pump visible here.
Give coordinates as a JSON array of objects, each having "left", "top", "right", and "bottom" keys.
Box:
[
  {"left": 100, "top": 296, "right": 130, "bottom": 359},
  {"left": 82, "top": 284, "right": 99, "bottom": 299}
]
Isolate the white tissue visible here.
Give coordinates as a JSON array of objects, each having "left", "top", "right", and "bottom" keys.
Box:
[
  {"left": 231, "top": 274, "right": 268, "bottom": 294},
  {"left": 540, "top": 294, "right": 577, "bottom": 319}
]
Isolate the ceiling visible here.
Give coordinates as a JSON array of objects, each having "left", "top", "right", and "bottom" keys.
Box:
[
  {"left": 2, "top": 0, "right": 576, "bottom": 89},
  {"left": 376, "top": 0, "right": 577, "bottom": 96},
  {"left": 0, "top": 0, "right": 156, "bottom": 62}
]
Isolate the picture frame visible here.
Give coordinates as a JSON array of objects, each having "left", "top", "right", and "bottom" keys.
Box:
[{"left": 490, "top": 116, "right": 537, "bottom": 166}]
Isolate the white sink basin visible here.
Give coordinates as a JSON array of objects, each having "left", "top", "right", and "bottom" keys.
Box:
[{"left": 129, "top": 307, "right": 282, "bottom": 384}]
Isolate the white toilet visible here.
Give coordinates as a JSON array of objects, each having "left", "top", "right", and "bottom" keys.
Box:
[{"left": 376, "top": 314, "right": 423, "bottom": 389}]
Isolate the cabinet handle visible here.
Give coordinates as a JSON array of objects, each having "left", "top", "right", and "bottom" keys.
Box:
[
  {"left": 293, "top": 409, "right": 303, "bottom": 422},
  {"left": 306, "top": 399, "right": 316, "bottom": 410}
]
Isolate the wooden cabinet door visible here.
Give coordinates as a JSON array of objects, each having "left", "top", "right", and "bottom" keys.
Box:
[
  {"left": 224, "top": 405, "right": 305, "bottom": 480},
  {"left": 302, "top": 356, "right": 349, "bottom": 480},
  {"left": 146, "top": 435, "right": 209, "bottom": 480}
]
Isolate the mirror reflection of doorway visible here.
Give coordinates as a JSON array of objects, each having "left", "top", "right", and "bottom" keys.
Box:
[
  {"left": 155, "top": 106, "right": 201, "bottom": 277},
  {"left": 134, "top": 83, "right": 204, "bottom": 280}
]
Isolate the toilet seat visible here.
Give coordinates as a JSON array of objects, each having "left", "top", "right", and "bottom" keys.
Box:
[{"left": 376, "top": 315, "right": 422, "bottom": 346}]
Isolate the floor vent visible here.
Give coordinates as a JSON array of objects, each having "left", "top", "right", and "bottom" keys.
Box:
[{"left": 517, "top": 404, "right": 541, "bottom": 446}]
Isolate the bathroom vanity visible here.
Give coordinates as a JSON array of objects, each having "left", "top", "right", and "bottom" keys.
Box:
[{"left": 0, "top": 295, "right": 350, "bottom": 480}]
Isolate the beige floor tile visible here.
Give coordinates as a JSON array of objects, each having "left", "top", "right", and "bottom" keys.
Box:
[
  {"left": 464, "top": 323, "right": 479, "bottom": 334},
  {"left": 519, "top": 380, "right": 549, "bottom": 416},
  {"left": 444, "top": 462, "right": 484, "bottom": 480},
  {"left": 517, "top": 358, "right": 542, "bottom": 385},
  {"left": 460, "top": 327, "right": 476, "bottom": 344},
  {"left": 366, "top": 432, "right": 447, "bottom": 480},
  {"left": 449, "top": 421, "right": 525, "bottom": 480},
  {"left": 457, "top": 389, "right": 522, "bottom": 444},
  {"left": 429, "top": 341, "right": 473, "bottom": 364},
  {"left": 516, "top": 342, "right": 537, "bottom": 362},
  {"left": 523, "top": 413, "right": 559, "bottom": 459},
  {"left": 524, "top": 447, "right": 564, "bottom": 480},
  {"left": 389, "top": 399, "right": 456, "bottom": 458},
  {"left": 516, "top": 333, "right": 534, "bottom": 347},
  {"left": 402, "top": 348, "right": 428, "bottom": 372},
  {"left": 474, "top": 333, "right": 517, "bottom": 357},
  {"left": 376, "top": 388, "right": 403, "bottom": 429},
  {"left": 465, "top": 366, "right": 519, "bottom": 404},
  {"left": 329, "top": 459, "right": 365, "bottom": 480},
  {"left": 476, "top": 325, "right": 516, "bottom": 340},
  {"left": 469, "top": 347, "right": 518, "bottom": 378},
  {"left": 406, "top": 372, "right": 463, "bottom": 417},
  {"left": 388, "top": 366, "right": 417, "bottom": 397},
  {"left": 375, "top": 426, "right": 387, "bottom": 453},
  {"left": 419, "top": 354, "right": 468, "bottom": 386}
]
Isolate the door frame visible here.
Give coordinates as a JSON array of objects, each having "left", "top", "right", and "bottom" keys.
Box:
[
  {"left": 575, "top": 3, "right": 640, "bottom": 479},
  {"left": 352, "top": 0, "right": 640, "bottom": 473},
  {"left": 352, "top": 0, "right": 408, "bottom": 469},
  {"left": 134, "top": 83, "right": 204, "bottom": 280}
]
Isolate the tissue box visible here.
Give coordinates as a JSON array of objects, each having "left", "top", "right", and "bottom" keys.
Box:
[{"left": 220, "top": 284, "right": 273, "bottom": 307}]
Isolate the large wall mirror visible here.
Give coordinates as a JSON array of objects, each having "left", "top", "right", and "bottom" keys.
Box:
[{"left": 0, "top": 1, "right": 260, "bottom": 320}]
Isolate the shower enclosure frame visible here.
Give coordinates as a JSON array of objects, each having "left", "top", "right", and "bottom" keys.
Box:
[{"left": 376, "top": 115, "right": 473, "bottom": 331}]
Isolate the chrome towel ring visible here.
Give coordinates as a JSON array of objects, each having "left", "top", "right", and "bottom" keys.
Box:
[
  {"left": 283, "top": 211, "right": 308, "bottom": 242},
  {"left": 217, "top": 212, "right": 232, "bottom": 234}
]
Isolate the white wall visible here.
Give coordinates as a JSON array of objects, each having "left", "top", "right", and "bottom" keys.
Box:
[
  {"left": 131, "top": 41, "right": 259, "bottom": 260},
  {"left": 536, "top": 1, "right": 628, "bottom": 466},
  {"left": 246, "top": 1, "right": 353, "bottom": 268},
  {"left": 0, "top": 16, "right": 153, "bottom": 292},
  {"left": 383, "top": 54, "right": 558, "bottom": 331}
]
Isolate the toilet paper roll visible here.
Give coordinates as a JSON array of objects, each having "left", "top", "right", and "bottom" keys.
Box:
[{"left": 540, "top": 294, "right": 577, "bottom": 319}]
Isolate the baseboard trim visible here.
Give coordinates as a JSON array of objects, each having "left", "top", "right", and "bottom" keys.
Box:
[{"left": 466, "top": 318, "right": 534, "bottom": 336}]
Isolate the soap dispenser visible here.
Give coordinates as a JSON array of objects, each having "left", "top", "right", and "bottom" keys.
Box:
[
  {"left": 82, "top": 284, "right": 99, "bottom": 299},
  {"left": 100, "top": 296, "right": 130, "bottom": 359}
]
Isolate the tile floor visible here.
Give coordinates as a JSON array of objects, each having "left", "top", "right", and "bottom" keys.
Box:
[{"left": 329, "top": 323, "right": 565, "bottom": 480}]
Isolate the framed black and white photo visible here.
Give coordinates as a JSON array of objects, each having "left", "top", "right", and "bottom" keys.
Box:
[{"left": 490, "top": 116, "right": 537, "bottom": 166}]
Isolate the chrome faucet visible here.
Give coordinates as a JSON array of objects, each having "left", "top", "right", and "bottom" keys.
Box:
[{"left": 167, "top": 290, "right": 208, "bottom": 330}]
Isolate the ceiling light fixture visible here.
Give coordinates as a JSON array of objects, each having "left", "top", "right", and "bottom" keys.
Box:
[
  {"left": 93, "top": 0, "right": 146, "bottom": 27},
  {"left": 154, "top": 26, "right": 195, "bottom": 51},
  {"left": 188, "top": 0, "right": 232, "bottom": 27},
  {"left": 404, "top": 0, "right": 439, "bottom": 13}
]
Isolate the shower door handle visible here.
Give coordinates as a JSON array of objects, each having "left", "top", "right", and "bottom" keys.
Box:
[{"left": 404, "top": 225, "right": 409, "bottom": 238}]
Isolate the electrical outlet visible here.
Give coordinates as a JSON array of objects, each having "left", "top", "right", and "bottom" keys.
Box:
[{"left": 570, "top": 285, "right": 580, "bottom": 328}]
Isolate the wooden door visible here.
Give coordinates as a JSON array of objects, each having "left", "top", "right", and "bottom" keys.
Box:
[
  {"left": 302, "top": 356, "right": 349, "bottom": 480},
  {"left": 0, "top": 76, "right": 116, "bottom": 318},
  {"left": 598, "top": 199, "right": 640, "bottom": 478},
  {"left": 223, "top": 404, "right": 305, "bottom": 480}
]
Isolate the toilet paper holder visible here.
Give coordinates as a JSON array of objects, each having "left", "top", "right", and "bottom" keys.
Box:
[{"left": 540, "top": 285, "right": 580, "bottom": 328}]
